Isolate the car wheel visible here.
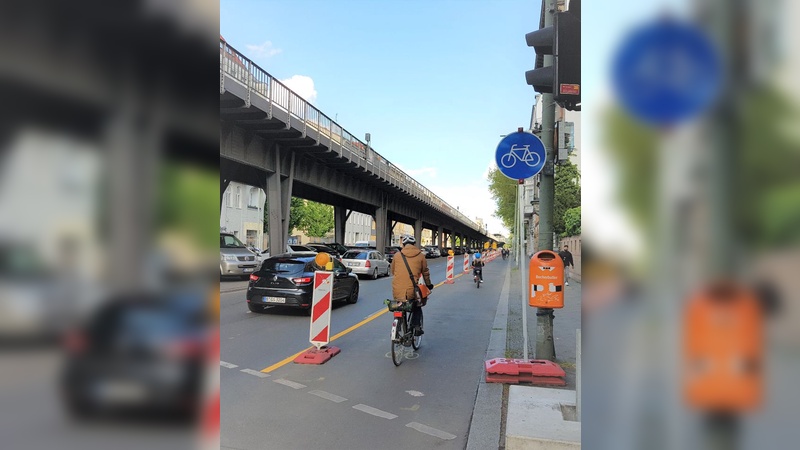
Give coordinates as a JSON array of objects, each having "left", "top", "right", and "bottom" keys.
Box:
[
  {"left": 247, "top": 303, "right": 263, "bottom": 313},
  {"left": 347, "top": 283, "right": 359, "bottom": 304},
  {"left": 371, "top": 268, "right": 378, "bottom": 280}
]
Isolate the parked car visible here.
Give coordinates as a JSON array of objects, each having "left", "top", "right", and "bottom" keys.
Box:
[
  {"left": 423, "top": 246, "right": 441, "bottom": 258},
  {"left": 383, "top": 246, "right": 401, "bottom": 263},
  {"left": 246, "top": 253, "right": 359, "bottom": 314},
  {"left": 220, "top": 233, "right": 259, "bottom": 279},
  {"left": 340, "top": 249, "right": 390, "bottom": 280},
  {"left": 453, "top": 247, "right": 464, "bottom": 255},
  {"left": 287, "top": 244, "right": 314, "bottom": 253},
  {"left": 304, "top": 244, "right": 341, "bottom": 260},
  {"left": 60, "top": 292, "right": 209, "bottom": 419},
  {"left": 309, "top": 242, "right": 349, "bottom": 256}
]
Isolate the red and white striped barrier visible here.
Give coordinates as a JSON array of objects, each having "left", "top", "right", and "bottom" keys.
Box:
[
  {"left": 463, "top": 253, "right": 470, "bottom": 273},
  {"left": 445, "top": 256, "right": 455, "bottom": 284},
  {"left": 294, "top": 270, "right": 340, "bottom": 364}
]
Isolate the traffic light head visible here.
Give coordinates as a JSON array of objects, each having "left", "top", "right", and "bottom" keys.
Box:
[{"left": 525, "top": 10, "right": 581, "bottom": 110}]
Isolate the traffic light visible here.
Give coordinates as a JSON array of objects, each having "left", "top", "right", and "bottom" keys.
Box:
[{"left": 525, "top": 6, "right": 581, "bottom": 111}]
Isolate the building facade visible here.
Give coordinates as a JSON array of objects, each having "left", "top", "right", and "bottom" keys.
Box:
[{"left": 220, "top": 181, "right": 265, "bottom": 249}]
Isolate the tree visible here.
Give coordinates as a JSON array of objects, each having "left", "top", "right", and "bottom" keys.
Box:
[
  {"left": 553, "top": 160, "right": 581, "bottom": 236},
  {"left": 263, "top": 197, "right": 307, "bottom": 235},
  {"left": 487, "top": 167, "right": 517, "bottom": 231},
  {"left": 298, "top": 200, "right": 335, "bottom": 237},
  {"left": 562, "top": 206, "right": 581, "bottom": 237}
]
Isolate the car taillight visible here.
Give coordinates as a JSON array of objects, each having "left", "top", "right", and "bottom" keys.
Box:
[
  {"left": 63, "top": 330, "right": 87, "bottom": 353},
  {"left": 292, "top": 277, "right": 312, "bottom": 285},
  {"left": 249, "top": 274, "right": 260, "bottom": 282},
  {"left": 365, "top": 260, "right": 371, "bottom": 268}
]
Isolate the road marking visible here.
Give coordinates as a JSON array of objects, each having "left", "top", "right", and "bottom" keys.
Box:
[
  {"left": 308, "top": 390, "right": 348, "bottom": 403},
  {"left": 273, "top": 378, "right": 306, "bottom": 389},
  {"left": 241, "top": 368, "right": 270, "bottom": 378},
  {"left": 352, "top": 404, "right": 397, "bottom": 419},
  {"left": 406, "top": 390, "right": 424, "bottom": 397},
  {"left": 406, "top": 422, "right": 457, "bottom": 440},
  {"left": 260, "top": 278, "right": 450, "bottom": 374},
  {"left": 220, "top": 361, "right": 238, "bottom": 369}
]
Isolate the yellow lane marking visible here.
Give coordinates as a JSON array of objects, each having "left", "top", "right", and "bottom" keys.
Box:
[{"left": 259, "top": 278, "right": 451, "bottom": 373}]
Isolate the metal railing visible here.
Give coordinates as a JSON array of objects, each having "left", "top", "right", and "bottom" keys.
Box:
[{"left": 220, "top": 38, "right": 481, "bottom": 233}]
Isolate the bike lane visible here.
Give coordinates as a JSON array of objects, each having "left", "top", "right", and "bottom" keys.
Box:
[{"left": 221, "top": 258, "right": 508, "bottom": 450}]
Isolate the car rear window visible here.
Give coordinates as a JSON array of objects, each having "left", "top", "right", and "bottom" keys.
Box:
[
  {"left": 261, "top": 259, "right": 308, "bottom": 273},
  {"left": 342, "top": 251, "right": 368, "bottom": 260}
]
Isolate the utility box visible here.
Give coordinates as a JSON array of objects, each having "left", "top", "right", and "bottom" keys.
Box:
[
  {"left": 529, "top": 250, "right": 564, "bottom": 308},
  {"left": 683, "top": 282, "right": 763, "bottom": 412},
  {"left": 557, "top": 121, "right": 575, "bottom": 162}
]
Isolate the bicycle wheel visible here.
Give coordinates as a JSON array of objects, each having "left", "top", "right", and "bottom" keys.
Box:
[
  {"left": 524, "top": 151, "right": 541, "bottom": 167},
  {"left": 500, "top": 152, "right": 516, "bottom": 168},
  {"left": 391, "top": 317, "right": 405, "bottom": 366},
  {"left": 411, "top": 312, "right": 422, "bottom": 350}
]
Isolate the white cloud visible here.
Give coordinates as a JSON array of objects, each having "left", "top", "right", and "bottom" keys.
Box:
[
  {"left": 245, "top": 41, "right": 282, "bottom": 59},
  {"left": 428, "top": 183, "right": 509, "bottom": 236},
  {"left": 280, "top": 75, "right": 318, "bottom": 103},
  {"left": 395, "top": 164, "right": 437, "bottom": 180}
]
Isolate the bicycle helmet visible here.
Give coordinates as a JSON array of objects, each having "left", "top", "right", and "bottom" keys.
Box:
[
  {"left": 475, "top": 252, "right": 482, "bottom": 259},
  {"left": 401, "top": 235, "right": 416, "bottom": 245}
]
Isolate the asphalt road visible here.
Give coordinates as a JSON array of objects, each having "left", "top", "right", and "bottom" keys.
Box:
[{"left": 220, "top": 255, "right": 508, "bottom": 450}]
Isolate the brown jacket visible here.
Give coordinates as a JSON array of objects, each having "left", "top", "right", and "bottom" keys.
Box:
[{"left": 391, "top": 244, "right": 432, "bottom": 301}]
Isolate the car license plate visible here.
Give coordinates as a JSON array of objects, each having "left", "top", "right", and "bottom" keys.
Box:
[
  {"left": 347, "top": 262, "right": 356, "bottom": 266},
  {"left": 243, "top": 268, "right": 253, "bottom": 273},
  {"left": 263, "top": 296, "right": 285, "bottom": 304},
  {"left": 96, "top": 381, "right": 147, "bottom": 403}
]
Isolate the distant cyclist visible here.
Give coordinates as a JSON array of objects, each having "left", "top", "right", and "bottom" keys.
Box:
[
  {"left": 390, "top": 235, "right": 433, "bottom": 336},
  {"left": 472, "top": 252, "right": 485, "bottom": 283}
]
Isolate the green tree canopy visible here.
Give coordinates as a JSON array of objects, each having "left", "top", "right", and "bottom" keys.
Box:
[
  {"left": 298, "top": 200, "right": 335, "bottom": 237},
  {"left": 562, "top": 206, "right": 581, "bottom": 237},
  {"left": 264, "top": 196, "right": 309, "bottom": 235},
  {"left": 487, "top": 167, "right": 517, "bottom": 232},
  {"left": 554, "top": 160, "right": 581, "bottom": 236}
]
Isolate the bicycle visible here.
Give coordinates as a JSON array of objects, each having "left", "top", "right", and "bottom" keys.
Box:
[
  {"left": 384, "top": 299, "right": 422, "bottom": 366},
  {"left": 473, "top": 268, "right": 482, "bottom": 289},
  {"left": 500, "top": 144, "right": 541, "bottom": 169}
]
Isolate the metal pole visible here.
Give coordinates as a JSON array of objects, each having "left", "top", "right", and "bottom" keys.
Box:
[
  {"left": 535, "top": 0, "right": 557, "bottom": 362},
  {"left": 519, "top": 183, "right": 529, "bottom": 361}
]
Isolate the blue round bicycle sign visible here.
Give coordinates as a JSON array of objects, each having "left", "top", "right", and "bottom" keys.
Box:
[
  {"left": 495, "top": 132, "right": 546, "bottom": 180},
  {"left": 612, "top": 18, "right": 722, "bottom": 126}
]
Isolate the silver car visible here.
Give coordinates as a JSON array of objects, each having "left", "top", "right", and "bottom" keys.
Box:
[
  {"left": 340, "top": 249, "right": 390, "bottom": 280},
  {"left": 220, "top": 233, "right": 259, "bottom": 279}
]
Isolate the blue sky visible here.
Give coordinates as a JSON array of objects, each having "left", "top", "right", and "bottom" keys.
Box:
[{"left": 221, "top": 0, "right": 544, "bottom": 235}]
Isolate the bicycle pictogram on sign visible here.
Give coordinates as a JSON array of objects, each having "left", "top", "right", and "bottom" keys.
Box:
[{"left": 500, "top": 144, "right": 541, "bottom": 169}]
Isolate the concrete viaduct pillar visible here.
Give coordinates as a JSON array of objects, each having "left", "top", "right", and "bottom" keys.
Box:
[
  {"left": 334, "top": 206, "right": 350, "bottom": 245},
  {"left": 414, "top": 219, "right": 423, "bottom": 248}
]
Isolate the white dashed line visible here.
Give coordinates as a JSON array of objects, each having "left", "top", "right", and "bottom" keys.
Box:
[
  {"left": 406, "top": 422, "right": 457, "bottom": 440},
  {"left": 220, "top": 361, "right": 238, "bottom": 369},
  {"left": 352, "top": 404, "right": 397, "bottom": 420},
  {"left": 308, "top": 390, "right": 348, "bottom": 403},
  {"left": 273, "top": 378, "right": 307, "bottom": 389},
  {"left": 240, "top": 369, "right": 270, "bottom": 378}
]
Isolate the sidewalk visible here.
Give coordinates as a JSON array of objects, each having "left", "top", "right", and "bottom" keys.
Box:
[{"left": 467, "top": 261, "right": 581, "bottom": 450}]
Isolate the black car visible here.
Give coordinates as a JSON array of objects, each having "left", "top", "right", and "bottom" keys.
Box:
[
  {"left": 60, "top": 292, "right": 209, "bottom": 419},
  {"left": 305, "top": 244, "right": 340, "bottom": 257},
  {"left": 384, "top": 246, "right": 401, "bottom": 263},
  {"left": 309, "top": 242, "right": 349, "bottom": 256},
  {"left": 246, "top": 252, "right": 359, "bottom": 314}
]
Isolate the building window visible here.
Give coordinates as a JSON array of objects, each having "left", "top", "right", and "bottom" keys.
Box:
[
  {"left": 225, "top": 188, "right": 234, "bottom": 208},
  {"left": 236, "top": 186, "right": 242, "bottom": 209},
  {"left": 248, "top": 187, "right": 259, "bottom": 209}
]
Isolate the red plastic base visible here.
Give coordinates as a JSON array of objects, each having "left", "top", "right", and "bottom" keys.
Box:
[
  {"left": 293, "top": 346, "right": 341, "bottom": 365},
  {"left": 484, "top": 358, "right": 567, "bottom": 385},
  {"left": 444, "top": 279, "right": 455, "bottom": 284}
]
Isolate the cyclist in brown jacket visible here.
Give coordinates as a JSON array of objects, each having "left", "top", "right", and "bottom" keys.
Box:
[{"left": 390, "top": 235, "right": 433, "bottom": 335}]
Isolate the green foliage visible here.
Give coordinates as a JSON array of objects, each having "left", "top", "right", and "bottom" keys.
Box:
[
  {"left": 603, "top": 86, "right": 800, "bottom": 248},
  {"left": 554, "top": 161, "right": 581, "bottom": 236},
  {"left": 158, "top": 163, "right": 218, "bottom": 250},
  {"left": 298, "top": 200, "right": 335, "bottom": 237},
  {"left": 487, "top": 167, "right": 517, "bottom": 231},
  {"left": 264, "top": 197, "right": 306, "bottom": 235},
  {"left": 562, "top": 206, "right": 581, "bottom": 237}
]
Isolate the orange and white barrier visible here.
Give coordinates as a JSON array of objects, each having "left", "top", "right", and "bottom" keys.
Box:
[
  {"left": 309, "top": 271, "right": 333, "bottom": 348},
  {"left": 445, "top": 256, "right": 455, "bottom": 284},
  {"left": 463, "top": 253, "right": 470, "bottom": 273}
]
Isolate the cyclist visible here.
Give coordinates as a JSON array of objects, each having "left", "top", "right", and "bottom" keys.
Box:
[
  {"left": 472, "top": 252, "right": 485, "bottom": 283},
  {"left": 390, "top": 235, "right": 433, "bottom": 336}
]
